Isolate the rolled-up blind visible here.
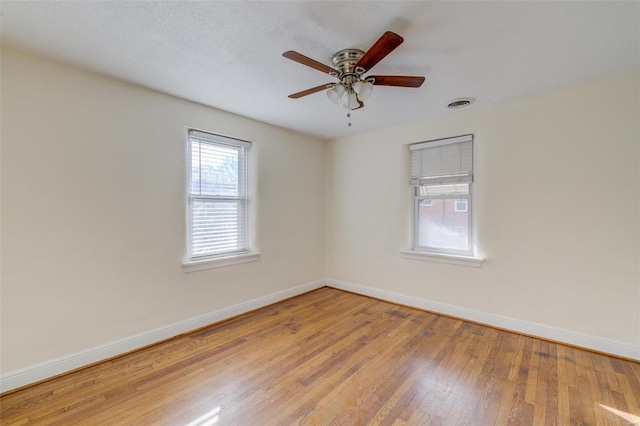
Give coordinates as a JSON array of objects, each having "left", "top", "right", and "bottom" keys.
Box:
[{"left": 411, "top": 135, "right": 473, "bottom": 185}]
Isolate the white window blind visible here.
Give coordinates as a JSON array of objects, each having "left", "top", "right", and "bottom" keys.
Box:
[
  {"left": 410, "top": 135, "right": 474, "bottom": 256},
  {"left": 411, "top": 135, "right": 473, "bottom": 186},
  {"left": 188, "top": 130, "right": 249, "bottom": 259}
]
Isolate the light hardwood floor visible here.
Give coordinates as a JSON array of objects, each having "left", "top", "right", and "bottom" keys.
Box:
[{"left": 1, "top": 287, "right": 639, "bottom": 425}]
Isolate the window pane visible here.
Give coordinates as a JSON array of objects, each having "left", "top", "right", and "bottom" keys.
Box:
[
  {"left": 190, "top": 199, "right": 246, "bottom": 257},
  {"left": 190, "top": 140, "right": 240, "bottom": 197},
  {"left": 411, "top": 136, "right": 474, "bottom": 256},
  {"left": 191, "top": 141, "right": 201, "bottom": 194},
  {"left": 417, "top": 199, "right": 469, "bottom": 251}
]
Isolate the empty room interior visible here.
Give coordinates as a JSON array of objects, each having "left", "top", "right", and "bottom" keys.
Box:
[{"left": 1, "top": 1, "right": 639, "bottom": 425}]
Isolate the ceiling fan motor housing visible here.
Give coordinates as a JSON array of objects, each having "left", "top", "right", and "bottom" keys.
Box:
[{"left": 331, "top": 49, "right": 365, "bottom": 80}]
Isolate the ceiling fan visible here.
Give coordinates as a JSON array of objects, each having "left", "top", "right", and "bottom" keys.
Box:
[{"left": 283, "top": 31, "right": 425, "bottom": 126}]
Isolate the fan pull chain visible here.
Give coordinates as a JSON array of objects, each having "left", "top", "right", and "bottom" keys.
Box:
[{"left": 347, "top": 91, "right": 352, "bottom": 127}]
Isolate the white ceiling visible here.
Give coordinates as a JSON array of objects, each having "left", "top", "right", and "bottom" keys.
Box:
[{"left": 1, "top": 1, "right": 639, "bottom": 140}]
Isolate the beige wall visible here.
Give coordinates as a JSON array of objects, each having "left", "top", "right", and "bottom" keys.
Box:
[
  {"left": 2, "top": 46, "right": 639, "bottom": 376},
  {"left": 0, "top": 48, "right": 326, "bottom": 373},
  {"left": 326, "top": 73, "right": 640, "bottom": 345}
]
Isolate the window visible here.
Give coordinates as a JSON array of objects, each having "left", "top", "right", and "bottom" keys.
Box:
[
  {"left": 410, "top": 135, "right": 474, "bottom": 257},
  {"left": 454, "top": 200, "right": 468, "bottom": 212},
  {"left": 187, "top": 130, "right": 250, "bottom": 261}
]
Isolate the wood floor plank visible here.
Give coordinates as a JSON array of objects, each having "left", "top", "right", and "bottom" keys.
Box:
[
  {"left": 556, "top": 344, "right": 573, "bottom": 426},
  {"left": 1, "top": 287, "right": 639, "bottom": 425},
  {"left": 286, "top": 308, "right": 435, "bottom": 425}
]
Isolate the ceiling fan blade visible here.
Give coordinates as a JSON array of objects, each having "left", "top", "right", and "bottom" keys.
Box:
[
  {"left": 369, "top": 75, "right": 425, "bottom": 88},
  {"left": 283, "top": 51, "right": 339, "bottom": 76},
  {"left": 288, "top": 83, "right": 334, "bottom": 99},
  {"left": 355, "top": 31, "right": 404, "bottom": 72}
]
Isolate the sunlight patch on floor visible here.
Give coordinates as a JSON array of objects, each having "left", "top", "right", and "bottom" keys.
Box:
[
  {"left": 184, "top": 406, "right": 221, "bottom": 426},
  {"left": 600, "top": 404, "right": 640, "bottom": 425}
]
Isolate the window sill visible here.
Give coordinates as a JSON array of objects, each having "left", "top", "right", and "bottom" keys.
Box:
[
  {"left": 400, "top": 250, "right": 484, "bottom": 268},
  {"left": 182, "top": 251, "right": 261, "bottom": 272}
]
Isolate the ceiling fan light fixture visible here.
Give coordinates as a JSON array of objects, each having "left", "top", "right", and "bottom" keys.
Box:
[
  {"left": 358, "top": 81, "right": 374, "bottom": 100},
  {"left": 326, "top": 83, "right": 345, "bottom": 104},
  {"left": 352, "top": 80, "right": 373, "bottom": 101},
  {"left": 342, "top": 92, "right": 358, "bottom": 109},
  {"left": 352, "top": 80, "right": 364, "bottom": 95}
]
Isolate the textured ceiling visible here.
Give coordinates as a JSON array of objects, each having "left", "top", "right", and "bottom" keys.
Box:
[{"left": 1, "top": 1, "right": 639, "bottom": 140}]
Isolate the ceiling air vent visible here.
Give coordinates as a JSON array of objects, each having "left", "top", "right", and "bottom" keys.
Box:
[{"left": 447, "top": 97, "right": 475, "bottom": 109}]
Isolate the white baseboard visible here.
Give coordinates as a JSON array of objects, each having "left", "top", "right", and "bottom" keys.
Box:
[
  {"left": 0, "top": 279, "right": 325, "bottom": 393},
  {"left": 3, "top": 277, "right": 637, "bottom": 393},
  {"left": 326, "top": 278, "right": 640, "bottom": 361}
]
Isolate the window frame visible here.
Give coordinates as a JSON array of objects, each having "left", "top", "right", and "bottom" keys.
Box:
[
  {"left": 410, "top": 135, "right": 476, "bottom": 258},
  {"left": 184, "top": 130, "right": 258, "bottom": 270}
]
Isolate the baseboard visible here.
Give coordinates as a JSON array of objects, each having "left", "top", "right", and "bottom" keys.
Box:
[
  {"left": 0, "top": 279, "right": 326, "bottom": 393},
  {"left": 325, "top": 278, "right": 640, "bottom": 361},
  {"left": 3, "top": 277, "right": 637, "bottom": 393}
]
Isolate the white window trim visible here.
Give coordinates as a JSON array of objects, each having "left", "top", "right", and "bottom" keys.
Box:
[
  {"left": 400, "top": 250, "right": 483, "bottom": 268},
  {"left": 185, "top": 129, "right": 259, "bottom": 270},
  {"left": 409, "top": 134, "right": 477, "bottom": 260},
  {"left": 182, "top": 251, "right": 261, "bottom": 273}
]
